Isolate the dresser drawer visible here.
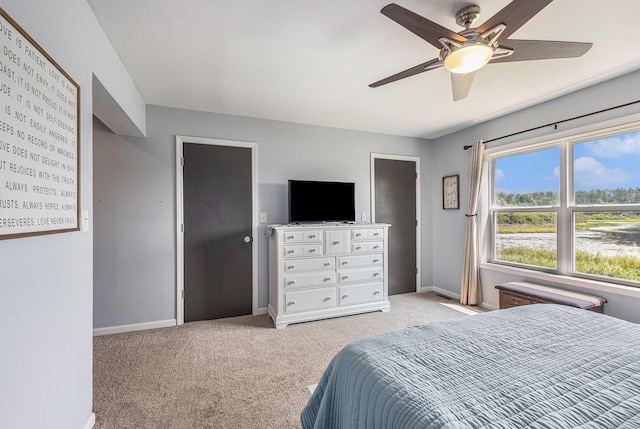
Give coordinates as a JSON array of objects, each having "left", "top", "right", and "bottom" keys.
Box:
[
  {"left": 283, "top": 230, "right": 322, "bottom": 243},
  {"left": 284, "top": 271, "right": 336, "bottom": 289},
  {"left": 351, "top": 228, "right": 384, "bottom": 240},
  {"left": 284, "top": 257, "right": 334, "bottom": 272},
  {"left": 500, "top": 291, "right": 535, "bottom": 308},
  {"left": 337, "top": 254, "right": 383, "bottom": 268},
  {"left": 284, "top": 288, "right": 336, "bottom": 314},
  {"left": 324, "top": 230, "right": 349, "bottom": 255},
  {"left": 351, "top": 241, "right": 383, "bottom": 254},
  {"left": 339, "top": 282, "right": 383, "bottom": 306},
  {"left": 337, "top": 267, "right": 383, "bottom": 284},
  {"left": 284, "top": 244, "right": 323, "bottom": 258}
]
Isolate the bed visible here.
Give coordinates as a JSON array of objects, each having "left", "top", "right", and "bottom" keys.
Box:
[{"left": 301, "top": 304, "right": 640, "bottom": 428}]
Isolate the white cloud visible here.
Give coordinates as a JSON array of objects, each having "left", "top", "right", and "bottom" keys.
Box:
[
  {"left": 494, "top": 169, "right": 505, "bottom": 182},
  {"left": 583, "top": 132, "right": 640, "bottom": 158},
  {"left": 574, "top": 156, "right": 631, "bottom": 188}
]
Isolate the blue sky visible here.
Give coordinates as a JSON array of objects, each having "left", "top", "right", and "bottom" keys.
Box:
[{"left": 495, "top": 131, "right": 640, "bottom": 194}]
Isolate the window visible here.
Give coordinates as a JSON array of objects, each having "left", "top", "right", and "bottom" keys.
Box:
[{"left": 488, "top": 125, "right": 640, "bottom": 287}]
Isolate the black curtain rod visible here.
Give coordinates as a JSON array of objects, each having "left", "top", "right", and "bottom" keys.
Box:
[{"left": 463, "top": 99, "right": 640, "bottom": 150}]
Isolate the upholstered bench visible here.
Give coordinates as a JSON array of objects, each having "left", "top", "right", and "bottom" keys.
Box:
[{"left": 495, "top": 281, "right": 606, "bottom": 313}]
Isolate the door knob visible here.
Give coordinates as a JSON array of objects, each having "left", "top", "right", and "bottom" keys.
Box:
[{"left": 243, "top": 236, "right": 252, "bottom": 243}]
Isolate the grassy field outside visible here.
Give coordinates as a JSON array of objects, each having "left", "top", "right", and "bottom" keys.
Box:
[
  {"left": 497, "top": 246, "right": 640, "bottom": 282},
  {"left": 496, "top": 212, "right": 640, "bottom": 283}
]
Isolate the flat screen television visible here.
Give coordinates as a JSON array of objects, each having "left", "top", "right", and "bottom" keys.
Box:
[{"left": 288, "top": 180, "right": 355, "bottom": 223}]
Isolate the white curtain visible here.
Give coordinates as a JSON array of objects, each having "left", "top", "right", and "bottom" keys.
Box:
[{"left": 460, "top": 140, "right": 484, "bottom": 305}]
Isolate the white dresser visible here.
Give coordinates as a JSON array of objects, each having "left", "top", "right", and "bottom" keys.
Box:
[{"left": 268, "top": 223, "right": 390, "bottom": 329}]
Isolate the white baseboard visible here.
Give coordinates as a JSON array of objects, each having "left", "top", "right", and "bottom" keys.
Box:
[
  {"left": 420, "top": 286, "right": 460, "bottom": 301},
  {"left": 423, "top": 285, "right": 496, "bottom": 311},
  {"left": 420, "top": 285, "right": 462, "bottom": 301},
  {"left": 93, "top": 319, "right": 176, "bottom": 336},
  {"left": 481, "top": 302, "right": 499, "bottom": 311},
  {"left": 93, "top": 309, "right": 272, "bottom": 336},
  {"left": 84, "top": 413, "right": 95, "bottom": 429},
  {"left": 432, "top": 286, "right": 461, "bottom": 301}
]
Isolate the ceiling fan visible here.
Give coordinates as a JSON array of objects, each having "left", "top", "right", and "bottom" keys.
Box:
[{"left": 369, "top": 0, "right": 592, "bottom": 101}]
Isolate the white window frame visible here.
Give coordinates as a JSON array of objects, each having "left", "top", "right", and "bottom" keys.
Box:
[{"left": 482, "top": 115, "right": 640, "bottom": 297}]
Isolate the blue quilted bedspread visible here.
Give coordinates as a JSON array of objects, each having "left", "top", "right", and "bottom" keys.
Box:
[{"left": 301, "top": 305, "right": 640, "bottom": 428}]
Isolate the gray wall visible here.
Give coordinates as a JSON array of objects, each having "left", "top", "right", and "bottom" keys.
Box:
[
  {"left": 93, "top": 117, "right": 174, "bottom": 328},
  {"left": 430, "top": 69, "right": 640, "bottom": 323},
  {"left": 0, "top": 1, "right": 145, "bottom": 428},
  {"left": 93, "top": 105, "right": 433, "bottom": 328}
]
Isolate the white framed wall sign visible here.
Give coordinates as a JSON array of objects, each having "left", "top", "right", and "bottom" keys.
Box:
[
  {"left": 0, "top": 7, "right": 80, "bottom": 240},
  {"left": 442, "top": 174, "right": 459, "bottom": 210}
]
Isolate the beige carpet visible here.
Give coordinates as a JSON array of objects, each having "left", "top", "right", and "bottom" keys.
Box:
[{"left": 93, "top": 292, "right": 479, "bottom": 429}]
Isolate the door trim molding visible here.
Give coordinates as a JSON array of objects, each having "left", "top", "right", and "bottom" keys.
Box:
[
  {"left": 370, "top": 153, "right": 421, "bottom": 293},
  {"left": 175, "top": 136, "right": 259, "bottom": 325}
]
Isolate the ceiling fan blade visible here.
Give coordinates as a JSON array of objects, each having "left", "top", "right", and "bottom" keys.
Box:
[
  {"left": 475, "top": 0, "right": 553, "bottom": 43},
  {"left": 369, "top": 58, "right": 442, "bottom": 88},
  {"left": 381, "top": 3, "right": 466, "bottom": 49},
  {"left": 491, "top": 39, "right": 592, "bottom": 63},
  {"left": 451, "top": 71, "right": 477, "bottom": 101}
]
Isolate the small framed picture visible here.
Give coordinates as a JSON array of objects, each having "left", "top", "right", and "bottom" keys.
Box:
[{"left": 442, "top": 174, "right": 459, "bottom": 210}]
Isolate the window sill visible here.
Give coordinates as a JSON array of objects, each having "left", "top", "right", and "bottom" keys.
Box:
[{"left": 480, "top": 262, "right": 640, "bottom": 299}]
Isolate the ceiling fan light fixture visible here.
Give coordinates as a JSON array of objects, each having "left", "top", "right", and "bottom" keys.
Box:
[{"left": 444, "top": 44, "right": 493, "bottom": 74}]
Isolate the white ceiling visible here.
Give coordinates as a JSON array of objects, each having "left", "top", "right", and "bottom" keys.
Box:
[{"left": 87, "top": 0, "right": 640, "bottom": 139}]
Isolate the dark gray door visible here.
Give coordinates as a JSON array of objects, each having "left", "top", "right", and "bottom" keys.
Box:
[
  {"left": 183, "top": 143, "right": 252, "bottom": 322},
  {"left": 374, "top": 158, "right": 417, "bottom": 295}
]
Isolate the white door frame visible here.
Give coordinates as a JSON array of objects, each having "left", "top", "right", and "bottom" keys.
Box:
[
  {"left": 370, "top": 153, "right": 421, "bottom": 293},
  {"left": 175, "top": 136, "right": 259, "bottom": 325}
]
